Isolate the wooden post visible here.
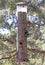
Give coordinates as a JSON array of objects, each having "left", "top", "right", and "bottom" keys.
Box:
[{"left": 15, "top": 2, "right": 28, "bottom": 62}]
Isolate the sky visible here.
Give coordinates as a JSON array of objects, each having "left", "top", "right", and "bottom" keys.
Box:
[{"left": 0, "top": 28, "right": 10, "bottom": 35}]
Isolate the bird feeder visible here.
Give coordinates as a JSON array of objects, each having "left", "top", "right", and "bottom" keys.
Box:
[{"left": 15, "top": 2, "right": 28, "bottom": 62}]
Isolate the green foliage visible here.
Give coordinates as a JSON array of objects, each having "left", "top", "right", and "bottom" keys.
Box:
[
  {"left": 0, "top": 0, "right": 5, "bottom": 8},
  {"left": 2, "top": 60, "right": 13, "bottom": 65},
  {"left": 9, "top": 0, "right": 16, "bottom": 11}
]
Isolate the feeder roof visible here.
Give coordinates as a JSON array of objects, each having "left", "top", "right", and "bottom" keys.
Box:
[{"left": 16, "top": 2, "right": 26, "bottom": 6}]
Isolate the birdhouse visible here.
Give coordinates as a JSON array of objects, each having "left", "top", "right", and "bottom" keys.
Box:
[{"left": 15, "top": 2, "right": 28, "bottom": 62}]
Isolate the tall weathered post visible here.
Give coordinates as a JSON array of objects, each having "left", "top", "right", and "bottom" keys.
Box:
[{"left": 15, "top": 2, "right": 28, "bottom": 62}]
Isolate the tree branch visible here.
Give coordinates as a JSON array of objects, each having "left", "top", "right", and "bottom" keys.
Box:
[
  {"left": 0, "top": 36, "right": 15, "bottom": 44},
  {"left": 28, "top": 48, "right": 45, "bottom": 54},
  {"left": 0, "top": 48, "right": 45, "bottom": 60}
]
